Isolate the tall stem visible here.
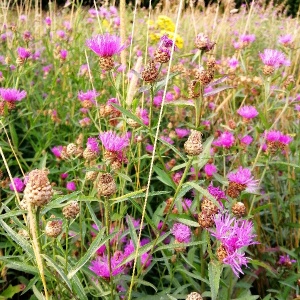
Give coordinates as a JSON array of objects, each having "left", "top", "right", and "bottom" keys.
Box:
[{"left": 65, "top": 220, "right": 69, "bottom": 273}]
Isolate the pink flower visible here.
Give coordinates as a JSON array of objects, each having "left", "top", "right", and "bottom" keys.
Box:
[
  {"left": 240, "top": 135, "right": 253, "bottom": 146},
  {"left": 66, "top": 181, "right": 76, "bottom": 191},
  {"left": 57, "top": 30, "right": 66, "bottom": 39},
  {"left": 87, "top": 137, "right": 100, "bottom": 153},
  {"left": 99, "top": 131, "right": 129, "bottom": 152},
  {"left": 259, "top": 49, "right": 290, "bottom": 68},
  {"left": 51, "top": 146, "right": 63, "bottom": 158},
  {"left": 278, "top": 34, "right": 293, "bottom": 46},
  {"left": 208, "top": 183, "right": 227, "bottom": 204},
  {"left": 171, "top": 223, "right": 191, "bottom": 243},
  {"left": 60, "top": 173, "right": 68, "bottom": 180},
  {"left": 239, "top": 34, "right": 255, "bottom": 44},
  {"left": 237, "top": 105, "right": 258, "bottom": 119},
  {"left": 136, "top": 107, "right": 149, "bottom": 125},
  {"left": 227, "top": 167, "right": 259, "bottom": 193},
  {"left": 228, "top": 57, "right": 239, "bottom": 69},
  {"left": 78, "top": 90, "right": 99, "bottom": 103},
  {"left": 60, "top": 49, "right": 68, "bottom": 61},
  {"left": 9, "top": 178, "right": 25, "bottom": 192},
  {"left": 44, "top": 17, "right": 51, "bottom": 26},
  {"left": 175, "top": 128, "right": 190, "bottom": 139},
  {"left": 204, "top": 163, "right": 217, "bottom": 177},
  {"left": 278, "top": 254, "right": 297, "bottom": 266},
  {"left": 213, "top": 131, "right": 235, "bottom": 149},
  {"left": 0, "top": 88, "right": 27, "bottom": 102},
  {"left": 86, "top": 33, "right": 125, "bottom": 57}
]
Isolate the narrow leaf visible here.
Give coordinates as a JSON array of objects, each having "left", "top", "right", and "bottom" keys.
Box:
[
  {"left": 209, "top": 261, "right": 223, "bottom": 300},
  {"left": 153, "top": 166, "right": 176, "bottom": 190},
  {"left": 204, "top": 85, "right": 233, "bottom": 97}
]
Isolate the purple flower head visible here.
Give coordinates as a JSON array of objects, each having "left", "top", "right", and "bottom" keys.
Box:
[
  {"left": 0, "top": 88, "right": 27, "bottom": 102},
  {"left": 66, "top": 181, "right": 76, "bottom": 191},
  {"left": 240, "top": 135, "right": 253, "bottom": 145},
  {"left": 171, "top": 223, "right": 191, "bottom": 243},
  {"left": 278, "top": 254, "right": 296, "bottom": 266},
  {"left": 44, "top": 17, "right": 51, "bottom": 26},
  {"left": 259, "top": 49, "right": 290, "bottom": 68},
  {"left": 239, "top": 34, "right": 255, "bottom": 44},
  {"left": 136, "top": 107, "right": 149, "bottom": 126},
  {"left": 9, "top": 178, "right": 25, "bottom": 192},
  {"left": 278, "top": 34, "right": 293, "bottom": 46},
  {"left": 60, "top": 173, "right": 68, "bottom": 180},
  {"left": 60, "top": 49, "right": 68, "bottom": 60},
  {"left": 86, "top": 33, "right": 125, "bottom": 57},
  {"left": 228, "top": 57, "right": 239, "bottom": 69},
  {"left": 204, "top": 163, "right": 217, "bottom": 177},
  {"left": 160, "top": 135, "right": 174, "bottom": 145},
  {"left": 141, "top": 252, "right": 152, "bottom": 268},
  {"left": 87, "top": 137, "right": 100, "bottom": 153},
  {"left": 227, "top": 167, "right": 259, "bottom": 193},
  {"left": 237, "top": 105, "right": 258, "bottom": 119},
  {"left": 213, "top": 131, "right": 235, "bottom": 149},
  {"left": 208, "top": 183, "right": 227, "bottom": 203},
  {"left": 182, "top": 198, "right": 193, "bottom": 212},
  {"left": 153, "top": 95, "right": 163, "bottom": 107},
  {"left": 265, "top": 130, "right": 293, "bottom": 145},
  {"left": 51, "top": 145, "right": 63, "bottom": 158},
  {"left": 57, "top": 30, "right": 66, "bottom": 39},
  {"left": 89, "top": 252, "right": 125, "bottom": 279},
  {"left": 99, "top": 131, "right": 129, "bottom": 152},
  {"left": 175, "top": 128, "right": 190, "bottom": 139},
  {"left": 223, "top": 249, "right": 249, "bottom": 277},
  {"left": 145, "top": 144, "right": 153, "bottom": 153},
  {"left": 78, "top": 90, "right": 99, "bottom": 103}
]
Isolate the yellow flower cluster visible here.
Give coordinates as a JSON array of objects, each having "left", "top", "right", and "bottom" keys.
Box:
[{"left": 149, "top": 15, "right": 184, "bottom": 49}]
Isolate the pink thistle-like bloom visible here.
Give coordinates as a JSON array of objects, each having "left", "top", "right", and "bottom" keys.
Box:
[
  {"left": 57, "top": 30, "right": 66, "bottom": 39},
  {"left": 136, "top": 107, "right": 149, "bottom": 126},
  {"left": 278, "top": 34, "right": 293, "bottom": 46},
  {"left": 141, "top": 252, "right": 152, "bottom": 268},
  {"left": 99, "top": 131, "right": 129, "bottom": 152},
  {"left": 227, "top": 167, "right": 259, "bottom": 194},
  {"left": 0, "top": 88, "right": 27, "bottom": 102},
  {"left": 60, "top": 49, "right": 68, "bottom": 61},
  {"left": 89, "top": 251, "right": 125, "bottom": 279},
  {"left": 87, "top": 137, "right": 100, "bottom": 153},
  {"left": 239, "top": 34, "right": 256, "bottom": 44},
  {"left": 145, "top": 144, "right": 153, "bottom": 153},
  {"left": 51, "top": 146, "right": 63, "bottom": 158},
  {"left": 208, "top": 183, "right": 227, "bottom": 204},
  {"left": 228, "top": 57, "right": 239, "bottom": 69},
  {"left": 78, "top": 90, "right": 99, "bottom": 103},
  {"left": 44, "top": 17, "right": 51, "bottom": 26},
  {"left": 278, "top": 254, "right": 297, "bottom": 266},
  {"left": 259, "top": 49, "right": 290, "bottom": 68},
  {"left": 204, "top": 163, "right": 217, "bottom": 177},
  {"left": 264, "top": 130, "right": 293, "bottom": 146},
  {"left": 79, "top": 117, "right": 91, "bottom": 127},
  {"left": 66, "top": 181, "right": 76, "bottom": 191},
  {"left": 160, "top": 135, "right": 174, "bottom": 145},
  {"left": 172, "top": 172, "right": 182, "bottom": 185},
  {"left": 9, "top": 178, "right": 25, "bottom": 192},
  {"left": 175, "top": 128, "right": 190, "bottom": 139},
  {"left": 182, "top": 198, "right": 193, "bottom": 212},
  {"left": 60, "top": 173, "right": 68, "bottom": 180},
  {"left": 86, "top": 33, "right": 125, "bottom": 57},
  {"left": 171, "top": 223, "right": 191, "bottom": 243},
  {"left": 237, "top": 105, "right": 258, "bottom": 120},
  {"left": 211, "top": 213, "right": 257, "bottom": 277},
  {"left": 240, "top": 135, "right": 253, "bottom": 146},
  {"left": 213, "top": 131, "right": 235, "bottom": 149}
]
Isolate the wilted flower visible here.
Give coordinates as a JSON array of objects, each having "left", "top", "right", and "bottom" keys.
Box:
[{"left": 195, "top": 33, "right": 215, "bottom": 52}]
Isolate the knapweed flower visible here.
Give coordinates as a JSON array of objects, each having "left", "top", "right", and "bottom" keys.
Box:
[
  {"left": 227, "top": 166, "right": 259, "bottom": 198},
  {"left": 59, "top": 49, "right": 68, "bottom": 61},
  {"left": 136, "top": 107, "right": 149, "bottom": 126},
  {"left": 154, "top": 34, "right": 177, "bottom": 63},
  {"left": 57, "top": 30, "right": 66, "bottom": 39},
  {"left": 211, "top": 213, "right": 257, "bottom": 277},
  {"left": 240, "top": 135, "right": 253, "bottom": 146},
  {"left": 204, "top": 163, "right": 217, "bottom": 178},
  {"left": 86, "top": 33, "right": 125, "bottom": 70},
  {"left": 9, "top": 178, "right": 25, "bottom": 192},
  {"left": 89, "top": 251, "right": 125, "bottom": 279},
  {"left": 259, "top": 49, "right": 290, "bottom": 75},
  {"left": 237, "top": 105, "right": 258, "bottom": 121},
  {"left": 17, "top": 47, "right": 31, "bottom": 60},
  {"left": 278, "top": 34, "right": 294, "bottom": 47},
  {"left": 44, "top": 16, "right": 51, "bottom": 26},
  {"left": 0, "top": 88, "right": 26, "bottom": 102},
  {"left": 239, "top": 33, "right": 255, "bottom": 47},
  {"left": 228, "top": 57, "right": 239, "bottom": 69},
  {"left": 171, "top": 223, "right": 191, "bottom": 243},
  {"left": 99, "top": 131, "right": 129, "bottom": 153},
  {"left": 213, "top": 131, "right": 235, "bottom": 149},
  {"left": 264, "top": 130, "right": 293, "bottom": 154},
  {"left": 66, "top": 181, "right": 76, "bottom": 191},
  {"left": 175, "top": 128, "right": 190, "bottom": 139},
  {"left": 78, "top": 90, "right": 99, "bottom": 108},
  {"left": 208, "top": 183, "right": 227, "bottom": 204},
  {"left": 278, "top": 254, "right": 297, "bottom": 267},
  {"left": 83, "top": 137, "right": 100, "bottom": 161},
  {"left": 195, "top": 33, "right": 215, "bottom": 52}
]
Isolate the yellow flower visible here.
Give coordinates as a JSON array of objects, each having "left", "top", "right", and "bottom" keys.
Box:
[
  {"left": 102, "top": 19, "right": 110, "bottom": 29},
  {"left": 156, "top": 15, "right": 175, "bottom": 32}
]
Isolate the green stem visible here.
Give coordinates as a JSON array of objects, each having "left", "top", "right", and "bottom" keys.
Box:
[{"left": 65, "top": 220, "right": 69, "bottom": 273}]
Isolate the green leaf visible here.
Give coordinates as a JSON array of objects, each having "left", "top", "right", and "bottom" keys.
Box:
[
  {"left": 175, "top": 216, "right": 200, "bottom": 228},
  {"left": 165, "top": 99, "right": 195, "bottom": 107},
  {"left": 158, "top": 136, "right": 187, "bottom": 162},
  {"left": 111, "top": 103, "right": 145, "bottom": 127},
  {"left": 250, "top": 260, "right": 278, "bottom": 276},
  {"left": 154, "top": 240, "right": 206, "bottom": 253},
  {"left": 32, "top": 285, "right": 45, "bottom": 300},
  {"left": 42, "top": 254, "right": 72, "bottom": 290},
  {"left": 204, "top": 85, "right": 232, "bottom": 97},
  {"left": 67, "top": 228, "right": 115, "bottom": 279},
  {"left": 0, "top": 257, "right": 38, "bottom": 275},
  {"left": 208, "top": 261, "right": 223, "bottom": 300},
  {"left": 0, "top": 210, "right": 26, "bottom": 220},
  {"left": 71, "top": 274, "right": 88, "bottom": 300},
  {"left": 9, "top": 122, "right": 19, "bottom": 149},
  {"left": 153, "top": 165, "right": 176, "bottom": 190},
  {"left": 0, "top": 284, "right": 24, "bottom": 299},
  {"left": 0, "top": 220, "right": 34, "bottom": 258}
]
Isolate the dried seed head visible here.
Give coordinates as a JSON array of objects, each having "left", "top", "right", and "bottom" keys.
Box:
[
  {"left": 195, "top": 69, "right": 214, "bottom": 86},
  {"left": 228, "top": 119, "right": 236, "bottom": 129},
  {"left": 266, "top": 141, "right": 279, "bottom": 155},
  {"left": 83, "top": 148, "right": 98, "bottom": 161},
  {"left": 198, "top": 211, "right": 215, "bottom": 228},
  {"left": 232, "top": 201, "right": 246, "bottom": 217},
  {"left": 253, "top": 76, "right": 263, "bottom": 85},
  {"left": 81, "top": 99, "right": 94, "bottom": 109},
  {"left": 184, "top": 130, "right": 203, "bottom": 156},
  {"left": 97, "top": 173, "right": 116, "bottom": 197},
  {"left": 20, "top": 199, "right": 28, "bottom": 210},
  {"left": 66, "top": 143, "right": 78, "bottom": 157},
  {"left": 141, "top": 60, "right": 159, "bottom": 83},
  {"left": 217, "top": 244, "right": 227, "bottom": 262},
  {"left": 45, "top": 215, "right": 63, "bottom": 238},
  {"left": 99, "top": 56, "right": 114, "bottom": 71},
  {"left": 86, "top": 171, "right": 98, "bottom": 181},
  {"left": 154, "top": 48, "right": 170, "bottom": 63},
  {"left": 16, "top": 57, "right": 25, "bottom": 66},
  {"left": 283, "top": 75, "right": 295, "bottom": 89},
  {"left": 186, "top": 292, "right": 203, "bottom": 300},
  {"left": 201, "top": 198, "right": 219, "bottom": 215},
  {"left": 127, "top": 118, "right": 140, "bottom": 128},
  {"left": 62, "top": 201, "right": 80, "bottom": 219},
  {"left": 207, "top": 57, "right": 216, "bottom": 70},
  {"left": 263, "top": 65, "right": 275, "bottom": 76},
  {"left": 227, "top": 181, "right": 246, "bottom": 198},
  {"left": 188, "top": 80, "right": 201, "bottom": 98},
  {"left": 195, "top": 33, "right": 215, "bottom": 52},
  {"left": 18, "top": 229, "right": 30, "bottom": 239},
  {"left": 23, "top": 169, "right": 53, "bottom": 207}
]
